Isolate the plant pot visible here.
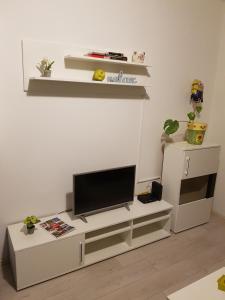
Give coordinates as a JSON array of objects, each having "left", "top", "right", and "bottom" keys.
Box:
[
  {"left": 27, "top": 225, "right": 35, "bottom": 234},
  {"left": 186, "top": 122, "right": 207, "bottom": 145},
  {"left": 42, "top": 70, "right": 51, "bottom": 77}
]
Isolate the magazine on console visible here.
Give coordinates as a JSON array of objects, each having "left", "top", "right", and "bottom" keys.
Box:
[{"left": 40, "top": 217, "right": 75, "bottom": 238}]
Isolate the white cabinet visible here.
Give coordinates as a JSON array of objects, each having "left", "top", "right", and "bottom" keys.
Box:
[
  {"left": 8, "top": 199, "right": 172, "bottom": 290},
  {"left": 162, "top": 142, "right": 220, "bottom": 233}
]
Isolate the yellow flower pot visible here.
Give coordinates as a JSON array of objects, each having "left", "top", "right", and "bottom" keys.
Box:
[{"left": 186, "top": 122, "right": 207, "bottom": 145}]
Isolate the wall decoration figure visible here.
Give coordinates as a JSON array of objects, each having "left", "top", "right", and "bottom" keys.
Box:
[
  {"left": 191, "top": 79, "right": 204, "bottom": 103},
  {"left": 107, "top": 71, "right": 137, "bottom": 84},
  {"left": 132, "top": 51, "right": 145, "bottom": 63}
]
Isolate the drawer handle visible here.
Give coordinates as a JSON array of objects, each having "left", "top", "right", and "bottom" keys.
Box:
[
  {"left": 184, "top": 156, "right": 190, "bottom": 176},
  {"left": 80, "top": 242, "right": 84, "bottom": 264}
]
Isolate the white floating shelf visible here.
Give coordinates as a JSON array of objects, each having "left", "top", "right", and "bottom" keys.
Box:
[
  {"left": 65, "top": 55, "right": 151, "bottom": 68},
  {"left": 29, "top": 77, "right": 149, "bottom": 88},
  {"left": 22, "top": 40, "right": 151, "bottom": 92}
]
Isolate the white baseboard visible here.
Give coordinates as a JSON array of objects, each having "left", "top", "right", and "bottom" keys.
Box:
[{"left": 212, "top": 210, "right": 225, "bottom": 219}]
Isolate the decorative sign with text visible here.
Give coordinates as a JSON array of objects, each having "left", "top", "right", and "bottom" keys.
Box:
[{"left": 107, "top": 71, "right": 137, "bottom": 84}]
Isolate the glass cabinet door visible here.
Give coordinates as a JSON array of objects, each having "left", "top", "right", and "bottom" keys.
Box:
[{"left": 179, "top": 174, "right": 217, "bottom": 205}]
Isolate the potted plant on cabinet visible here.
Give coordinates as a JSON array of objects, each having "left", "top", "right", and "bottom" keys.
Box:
[
  {"left": 163, "top": 80, "right": 207, "bottom": 145},
  {"left": 23, "top": 215, "right": 40, "bottom": 234}
]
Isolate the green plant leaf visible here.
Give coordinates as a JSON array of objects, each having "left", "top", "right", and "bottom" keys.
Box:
[
  {"left": 23, "top": 216, "right": 31, "bottom": 224},
  {"left": 187, "top": 112, "right": 196, "bottom": 121},
  {"left": 24, "top": 215, "right": 40, "bottom": 225},
  {"left": 196, "top": 105, "right": 202, "bottom": 113},
  {"left": 163, "top": 119, "right": 179, "bottom": 135},
  {"left": 47, "top": 61, "right": 54, "bottom": 70}
]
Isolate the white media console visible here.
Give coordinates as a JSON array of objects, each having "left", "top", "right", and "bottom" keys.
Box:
[{"left": 8, "top": 198, "right": 172, "bottom": 290}]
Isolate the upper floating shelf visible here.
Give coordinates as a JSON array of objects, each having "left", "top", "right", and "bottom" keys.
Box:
[{"left": 64, "top": 55, "right": 150, "bottom": 68}]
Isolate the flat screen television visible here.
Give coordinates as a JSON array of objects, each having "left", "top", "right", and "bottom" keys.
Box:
[{"left": 73, "top": 165, "right": 136, "bottom": 217}]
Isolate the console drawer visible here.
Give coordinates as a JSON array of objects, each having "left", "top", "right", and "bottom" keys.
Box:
[
  {"left": 174, "top": 198, "right": 213, "bottom": 232},
  {"left": 182, "top": 147, "right": 220, "bottom": 179},
  {"left": 15, "top": 234, "right": 84, "bottom": 290}
]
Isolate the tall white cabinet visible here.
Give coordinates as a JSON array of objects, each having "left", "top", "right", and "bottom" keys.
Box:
[{"left": 162, "top": 142, "right": 220, "bottom": 233}]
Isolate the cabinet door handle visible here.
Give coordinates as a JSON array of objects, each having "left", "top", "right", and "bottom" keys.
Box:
[
  {"left": 80, "top": 242, "right": 84, "bottom": 264},
  {"left": 184, "top": 156, "right": 190, "bottom": 176}
]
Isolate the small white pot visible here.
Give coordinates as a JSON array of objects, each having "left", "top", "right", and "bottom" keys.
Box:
[{"left": 42, "top": 70, "right": 52, "bottom": 77}]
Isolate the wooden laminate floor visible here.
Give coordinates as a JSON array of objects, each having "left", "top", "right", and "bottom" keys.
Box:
[{"left": 1, "top": 214, "right": 225, "bottom": 300}]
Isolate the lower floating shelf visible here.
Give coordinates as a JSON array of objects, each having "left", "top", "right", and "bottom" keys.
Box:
[{"left": 29, "top": 77, "right": 149, "bottom": 88}]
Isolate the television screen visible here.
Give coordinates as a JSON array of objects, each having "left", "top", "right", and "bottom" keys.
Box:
[{"left": 73, "top": 165, "right": 136, "bottom": 216}]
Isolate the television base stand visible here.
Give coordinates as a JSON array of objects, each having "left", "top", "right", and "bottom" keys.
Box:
[
  {"left": 79, "top": 215, "right": 88, "bottom": 223},
  {"left": 125, "top": 203, "right": 130, "bottom": 211}
]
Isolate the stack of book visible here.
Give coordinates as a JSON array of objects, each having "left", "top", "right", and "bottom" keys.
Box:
[{"left": 85, "top": 51, "right": 127, "bottom": 61}]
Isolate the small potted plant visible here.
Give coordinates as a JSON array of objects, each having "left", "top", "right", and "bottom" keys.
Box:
[
  {"left": 23, "top": 215, "right": 40, "bottom": 234},
  {"left": 163, "top": 80, "right": 207, "bottom": 145},
  {"left": 36, "top": 58, "right": 54, "bottom": 77}
]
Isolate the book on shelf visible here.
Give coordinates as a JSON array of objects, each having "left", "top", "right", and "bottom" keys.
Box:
[
  {"left": 109, "top": 56, "right": 127, "bottom": 61},
  {"left": 85, "top": 51, "right": 127, "bottom": 61},
  {"left": 108, "top": 52, "right": 124, "bottom": 57},
  {"left": 40, "top": 217, "right": 75, "bottom": 238},
  {"left": 86, "top": 53, "right": 106, "bottom": 58}
]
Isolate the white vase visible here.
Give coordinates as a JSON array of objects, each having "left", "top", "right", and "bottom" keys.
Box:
[{"left": 42, "top": 70, "right": 51, "bottom": 77}]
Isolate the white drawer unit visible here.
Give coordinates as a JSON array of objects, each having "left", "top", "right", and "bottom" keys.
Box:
[
  {"left": 162, "top": 142, "right": 220, "bottom": 233},
  {"left": 8, "top": 199, "right": 172, "bottom": 290}
]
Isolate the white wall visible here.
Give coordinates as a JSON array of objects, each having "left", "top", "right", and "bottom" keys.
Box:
[
  {"left": 208, "top": 7, "right": 225, "bottom": 217},
  {"left": 0, "top": 0, "right": 224, "bottom": 261}
]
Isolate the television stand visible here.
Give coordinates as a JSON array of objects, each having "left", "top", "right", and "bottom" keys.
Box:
[
  {"left": 8, "top": 198, "right": 172, "bottom": 290},
  {"left": 79, "top": 203, "right": 131, "bottom": 222},
  {"left": 79, "top": 215, "right": 88, "bottom": 223}
]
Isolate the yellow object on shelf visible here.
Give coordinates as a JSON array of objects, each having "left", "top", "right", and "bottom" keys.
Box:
[
  {"left": 92, "top": 69, "right": 105, "bottom": 81},
  {"left": 217, "top": 275, "right": 225, "bottom": 292}
]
